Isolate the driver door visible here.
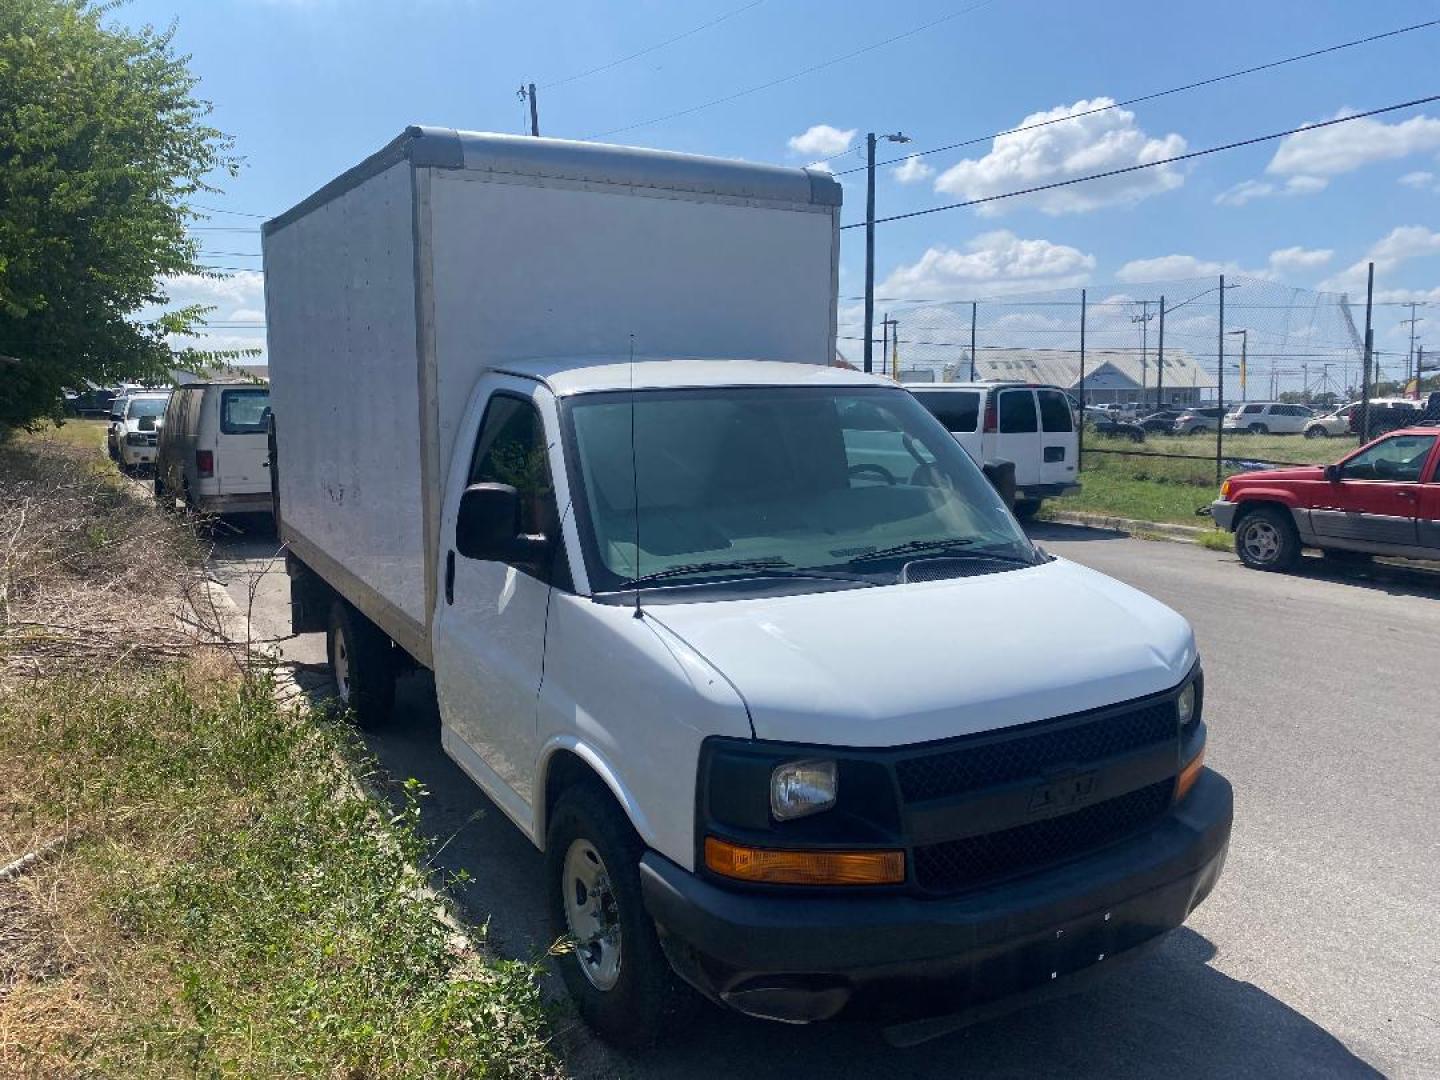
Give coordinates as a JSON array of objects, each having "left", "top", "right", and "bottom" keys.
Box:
[
  {"left": 431, "top": 378, "right": 565, "bottom": 826},
  {"left": 1310, "top": 433, "right": 1437, "bottom": 546}
]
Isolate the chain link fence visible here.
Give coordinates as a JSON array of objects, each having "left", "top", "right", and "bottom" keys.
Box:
[{"left": 839, "top": 275, "right": 1438, "bottom": 480}]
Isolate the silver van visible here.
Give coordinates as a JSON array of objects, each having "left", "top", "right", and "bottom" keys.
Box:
[{"left": 154, "top": 382, "right": 273, "bottom": 515}]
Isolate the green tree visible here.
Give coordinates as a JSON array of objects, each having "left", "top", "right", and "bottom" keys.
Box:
[{"left": 0, "top": 0, "right": 237, "bottom": 429}]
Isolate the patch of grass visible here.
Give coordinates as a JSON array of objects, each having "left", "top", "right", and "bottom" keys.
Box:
[
  {"left": 1057, "top": 431, "right": 1356, "bottom": 525},
  {"left": 0, "top": 665, "right": 556, "bottom": 1078},
  {"left": 1196, "top": 530, "right": 1233, "bottom": 552}
]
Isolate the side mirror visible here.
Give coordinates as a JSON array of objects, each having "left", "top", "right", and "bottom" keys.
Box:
[
  {"left": 1324, "top": 463, "right": 1341, "bottom": 483},
  {"left": 455, "top": 483, "right": 550, "bottom": 565}
]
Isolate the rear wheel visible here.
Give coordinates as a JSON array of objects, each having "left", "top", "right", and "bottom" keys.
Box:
[
  {"left": 325, "top": 599, "right": 395, "bottom": 728},
  {"left": 1248, "top": 423, "right": 1268, "bottom": 435},
  {"left": 1234, "top": 506, "right": 1300, "bottom": 572},
  {"left": 1304, "top": 426, "right": 1327, "bottom": 439},
  {"left": 546, "top": 783, "right": 690, "bottom": 1048}
]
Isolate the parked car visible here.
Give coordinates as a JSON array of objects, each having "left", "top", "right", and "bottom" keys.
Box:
[
  {"left": 1348, "top": 397, "right": 1421, "bottom": 437},
  {"left": 1137, "top": 409, "right": 1184, "bottom": 433},
  {"left": 1210, "top": 426, "right": 1440, "bottom": 571},
  {"left": 109, "top": 391, "right": 170, "bottom": 471},
  {"left": 1172, "top": 406, "right": 1225, "bottom": 435},
  {"left": 263, "top": 128, "right": 1229, "bottom": 1047},
  {"left": 154, "top": 382, "right": 272, "bottom": 514},
  {"left": 1222, "top": 402, "right": 1313, "bottom": 435},
  {"left": 70, "top": 388, "right": 114, "bottom": 417},
  {"left": 1303, "top": 403, "right": 1357, "bottom": 439},
  {"left": 905, "top": 381, "right": 1080, "bottom": 520},
  {"left": 1090, "top": 414, "right": 1146, "bottom": 442}
]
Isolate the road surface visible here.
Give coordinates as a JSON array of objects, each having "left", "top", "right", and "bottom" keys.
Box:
[{"left": 209, "top": 517, "right": 1439, "bottom": 1078}]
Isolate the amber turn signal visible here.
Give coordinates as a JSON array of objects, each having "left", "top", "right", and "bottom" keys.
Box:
[
  {"left": 1176, "top": 748, "right": 1205, "bottom": 803},
  {"left": 704, "top": 837, "right": 905, "bottom": 886}
]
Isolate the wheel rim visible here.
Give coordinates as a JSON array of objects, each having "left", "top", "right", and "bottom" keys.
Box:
[
  {"left": 1241, "top": 520, "right": 1280, "bottom": 564},
  {"left": 562, "top": 838, "right": 622, "bottom": 991},
  {"left": 331, "top": 623, "right": 352, "bottom": 703}
]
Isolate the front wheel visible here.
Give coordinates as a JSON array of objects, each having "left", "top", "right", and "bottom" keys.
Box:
[
  {"left": 1234, "top": 506, "right": 1300, "bottom": 572},
  {"left": 1304, "top": 426, "right": 1327, "bottom": 439},
  {"left": 325, "top": 599, "right": 395, "bottom": 728},
  {"left": 1248, "top": 423, "right": 1268, "bottom": 435},
  {"left": 546, "top": 783, "right": 691, "bottom": 1048}
]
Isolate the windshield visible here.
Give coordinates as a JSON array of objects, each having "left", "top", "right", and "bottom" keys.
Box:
[
  {"left": 562, "top": 385, "right": 1037, "bottom": 592},
  {"left": 126, "top": 397, "right": 167, "bottom": 419},
  {"left": 220, "top": 388, "right": 271, "bottom": 434}
]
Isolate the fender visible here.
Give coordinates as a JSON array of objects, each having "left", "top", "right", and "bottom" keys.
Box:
[
  {"left": 532, "top": 735, "right": 659, "bottom": 854},
  {"left": 1233, "top": 488, "right": 1303, "bottom": 509}
]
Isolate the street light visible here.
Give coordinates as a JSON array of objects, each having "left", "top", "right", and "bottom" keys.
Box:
[
  {"left": 1227, "top": 329, "right": 1248, "bottom": 402},
  {"left": 864, "top": 131, "right": 911, "bottom": 374}
]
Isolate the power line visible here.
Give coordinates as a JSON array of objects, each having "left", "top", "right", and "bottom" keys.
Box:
[
  {"left": 541, "top": 1, "right": 766, "bottom": 90},
  {"left": 815, "top": 17, "right": 1439, "bottom": 174},
  {"left": 840, "top": 94, "right": 1440, "bottom": 230},
  {"left": 190, "top": 203, "right": 268, "bottom": 219},
  {"left": 587, "top": 0, "right": 997, "bottom": 139}
]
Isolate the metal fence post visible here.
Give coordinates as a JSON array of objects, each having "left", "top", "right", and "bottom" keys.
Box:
[
  {"left": 1216, "top": 275, "right": 1225, "bottom": 483},
  {"left": 969, "top": 301, "right": 977, "bottom": 381},
  {"left": 1360, "top": 261, "right": 1375, "bottom": 443},
  {"left": 1156, "top": 295, "right": 1165, "bottom": 410},
  {"left": 1078, "top": 288, "right": 1087, "bottom": 472}
]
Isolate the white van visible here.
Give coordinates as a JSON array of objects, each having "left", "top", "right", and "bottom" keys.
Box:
[
  {"left": 905, "top": 382, "right": 1080, "bottom": 520},
  {"left": 265, "top": 128, "right": 1228, "bottom": 1047},
  {"left": 154, "top": 382, "right": 273, "bottom": 515}
]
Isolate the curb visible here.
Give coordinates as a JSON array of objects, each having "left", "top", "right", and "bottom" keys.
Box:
[{"left": 1041, "top": 510, "right": 1219, "bottom": 543}]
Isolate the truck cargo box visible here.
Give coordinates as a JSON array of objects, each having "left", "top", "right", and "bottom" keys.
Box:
[{"left": 263, "top": 127, "right": 842, "bottom": 663}]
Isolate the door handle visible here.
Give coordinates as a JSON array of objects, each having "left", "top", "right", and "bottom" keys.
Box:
[
  {"left": 1397, "top": 488, "right": 1417, "bottom": 500},
  {"left": 445, "top": 550, "right": 456, "bottom": 605}
]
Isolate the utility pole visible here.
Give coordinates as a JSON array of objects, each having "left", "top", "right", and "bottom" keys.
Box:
[
  {"left": 1400, "top": 303, "right": 1423, "bottom": 398},
  {"left": 1155, "top": 295, "right": 1165, "bottom": 410},
  {"left": 881, "top": 314, "right": 897, "bottom": 377},
  {"left": 1216, "top": 275, "right": 1225, "bottom": 482},
  {"left": 1227, "top": 329, "right": 1248, "bottom": 401},
  {"left": 863, "top": 131, "right": 910, "bottom": 374},
  {"left": 1361, "top": 262, "right": 1375, "bottom": 440},
  {"left": 1301, "top": 362, "right": 1309, "bottom": 402},
  {"left": 1131, "top": 301, "right": 1155, "bottom": 404}
]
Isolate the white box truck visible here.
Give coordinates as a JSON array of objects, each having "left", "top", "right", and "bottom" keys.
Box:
[{"left": 265, "top": 128, "right": 1230, "bottom": 1047}]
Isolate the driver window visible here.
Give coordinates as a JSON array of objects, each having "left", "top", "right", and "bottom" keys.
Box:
[
  {"left": 1340, "top": 434, "right": 1437, "bottom": 482},
  {"left": 467, "top": 395, "right": 558, "bottom": 537}
]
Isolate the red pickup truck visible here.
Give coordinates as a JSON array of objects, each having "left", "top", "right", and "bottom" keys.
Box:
[{"left": 1210, "top": 426, "right": 1440, "bottom": 571}]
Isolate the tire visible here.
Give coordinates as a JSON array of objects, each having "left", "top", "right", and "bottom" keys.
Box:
[
  {"left": 546, "top": 782, "right": 690, "bottom": 1048},
  {"left": 325, "top": 599, "right": 395, "bottom": 728},
  {"left": 1247, "top": 423, "right": 1268, "bottom": 435},
  {"left": 1013, "top": 498, "right": 1043, "bottom": 522},
  {"left": 1234, "top": 506, "right": 1300, "bottom": 572},
  {"left": 1304, "top": 426, "right": 1327, "bottom": 439}
]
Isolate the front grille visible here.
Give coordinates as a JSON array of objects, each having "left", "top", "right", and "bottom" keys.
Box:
[
  {"left": 913, "top": 779, "right": 1174, "bottom": 893},
  {"left": 895, "top": 702, "right": 1177, "bottom": 803}
]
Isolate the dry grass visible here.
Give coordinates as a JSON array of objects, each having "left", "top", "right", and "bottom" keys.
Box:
[{"left": 0, "top": 431, "right": 555, "bottom": 1078}]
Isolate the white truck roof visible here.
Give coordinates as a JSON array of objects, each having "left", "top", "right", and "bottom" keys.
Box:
[{"left": 498, "top": 357, "right": 883, "bottom": 396}]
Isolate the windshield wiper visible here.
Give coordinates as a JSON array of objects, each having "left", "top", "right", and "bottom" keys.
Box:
[
  {"left": 848, "top": 538, "right": 1036, "bottom": 566},
  {"left": 625, "top": 557, "right": 794, "bottom": 588}
]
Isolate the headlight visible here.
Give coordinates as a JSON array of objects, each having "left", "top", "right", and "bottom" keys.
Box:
[
  {"left": 769, "top": 759, "right": 837, "bottom": 821},
  {"left": 1177, "top": 681, "right": 1196, "bottom": 727}
]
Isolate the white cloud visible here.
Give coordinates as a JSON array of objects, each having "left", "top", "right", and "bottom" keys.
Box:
[
  {"left": 154, "top": 271, "right": 267, "bottom": 359},
  {"left": 1213, "top": 174, "right": 1327, "bottom": 207},
  {"left": 1399, "top": 170, "right": 1438, "bottom": 192},
  {"left": 787, "top": 124, "right": 856, "bottom": 159},
  {"left": 1268, "top": 246, "right": 1333, "bottom": 272},
  {"left": 1267, "top": 110, "right": 1440, "bottom": 177},
  {"left": 1115, "top": 254, "right": 1236, "bottom": 282},
  {"left": 877, "top": 230, "right": 1095, "bottom": 299},
  {"left": 932, "top": 98, "right": 1187, "bottom": 216},
  {"left": 1319, "top": 224, "right": 1440, "bottom": 297},
  {"left": 892, "top": 155, "right": 934, "bottom": 184}
]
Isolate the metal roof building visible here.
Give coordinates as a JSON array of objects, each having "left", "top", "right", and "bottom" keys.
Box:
[{"left": 958, "top": 348, "right": 1216, "bottom": 406}]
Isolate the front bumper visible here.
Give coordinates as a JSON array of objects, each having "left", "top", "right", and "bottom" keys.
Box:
[
  {"left": 641, "top": 768, "right": 1231, "bottom": 1026},
  {"left": 1210, "top": 500, "right": 1238, "bottom": 530}
]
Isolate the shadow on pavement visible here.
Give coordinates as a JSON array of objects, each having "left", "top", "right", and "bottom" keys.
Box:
[
  {"left": 1027, "top": 521, "right": 1129, "bottom": 544},
  {"left": 353, "top": 672, "right": 1377, "bottom": 1080}
]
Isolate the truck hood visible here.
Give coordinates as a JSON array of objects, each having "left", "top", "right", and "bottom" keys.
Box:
[{"left": 647, "top": 558, "right": 1196, "bottom": 747}]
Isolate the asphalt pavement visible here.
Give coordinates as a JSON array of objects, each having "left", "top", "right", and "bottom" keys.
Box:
[{"left": 208, "top": 515, "right": 1440, "bottom": 1079}]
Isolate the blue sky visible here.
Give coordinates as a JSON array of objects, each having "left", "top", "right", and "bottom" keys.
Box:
[{"left": 121, "top": 0, "right": 1440, "bottom": 371}]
